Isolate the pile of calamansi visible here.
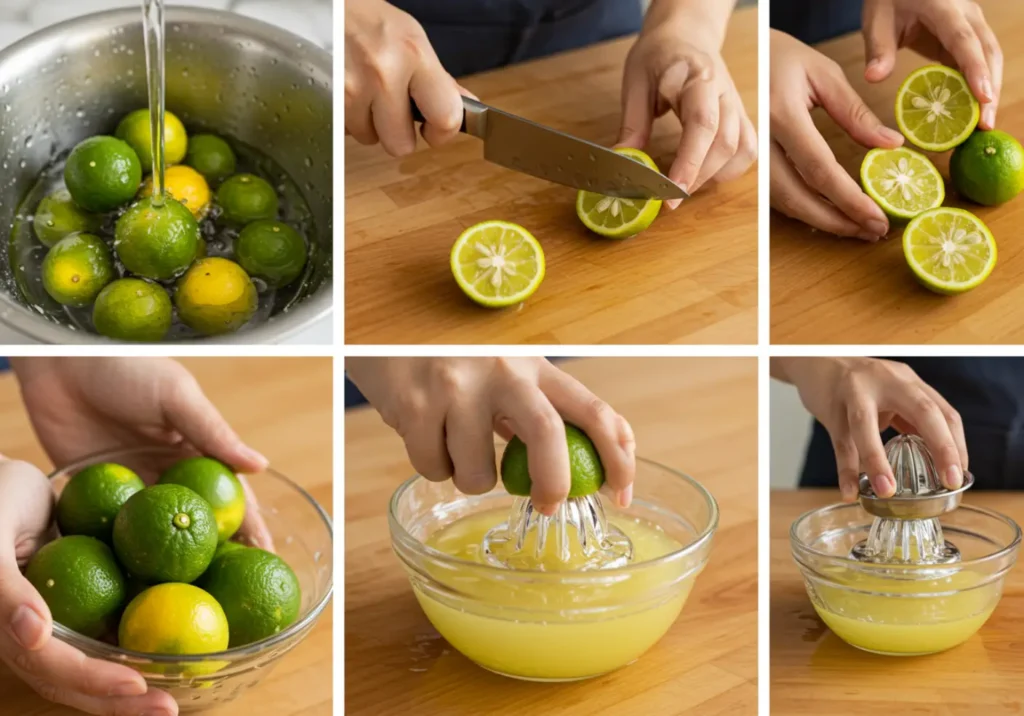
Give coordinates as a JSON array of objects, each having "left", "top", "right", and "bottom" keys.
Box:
[{"left": 34, "top": 109, "right": 308, "bottom": 341}]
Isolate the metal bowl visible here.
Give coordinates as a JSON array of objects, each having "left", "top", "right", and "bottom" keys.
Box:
[{"left": 0, "top": 7, "right": 332, "bottom": 343}]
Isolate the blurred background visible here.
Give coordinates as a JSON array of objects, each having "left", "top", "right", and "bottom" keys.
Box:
[
  {"left": 770, "top": 380, "right": 813, "bottom": 489},
  {"left": 0, "top": 0, "right": 333, "bottom": 53}
]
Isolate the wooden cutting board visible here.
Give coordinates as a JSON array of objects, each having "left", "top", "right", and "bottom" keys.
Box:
[
  {"left": 771, "top": 0, "right": 1024, "bottom": 344},
  {"left": 346, "top": 357, "right": 758, "bottom": 715},
  {"left": 345, "top": 8, "right": 758, "bottom": 345},
  {"left": 0, "top": 358, "right": 334, "bottom": 716},
  {"left": 771, "top": 489, "right": 1024, "bottom": 714}
]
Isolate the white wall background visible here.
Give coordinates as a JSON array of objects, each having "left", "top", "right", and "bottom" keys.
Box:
[{"left": 770, "top": 380, "right": 814, "bottom": 489}]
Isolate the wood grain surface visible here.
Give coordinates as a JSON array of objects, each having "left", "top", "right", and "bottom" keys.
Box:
[
  {"left": 345, "top": 357, "right": 757, "bottom": 715},
  {"left": 0, "top": 358, "right": 334, "bottom": 716},
  {"left": 345, "top": 9, "right": 758, "bottom": 345},
  {"left": 770, "top": 0, "right": 1024, "bottom": 344},
  {"left": 771, "top": 489, "right": 1024, "bottom": 715}
]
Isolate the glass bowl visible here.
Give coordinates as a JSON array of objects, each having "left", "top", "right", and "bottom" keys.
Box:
[
  {"left": 791, "top": 502, "right": 1020, "bottom": 656},
  {"left": 388, "top": 456, "right": 717, "bottom": 682},
  {"left": 45, "top": 447, "right": 333, "bottom": 712}
]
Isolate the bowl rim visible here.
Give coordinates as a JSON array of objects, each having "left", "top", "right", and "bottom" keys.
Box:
[
  {"left": 789, "top": 500, "right": 1023, "bottom": 570},
  {"left": 388, "top": 455, "right": 720, "bottom": 577},
  {"left": 0, "top": 5, "right": 334, "bottom": 346},
  {"left": 45, "top": 445, "right": 334, "bottom": 664}
]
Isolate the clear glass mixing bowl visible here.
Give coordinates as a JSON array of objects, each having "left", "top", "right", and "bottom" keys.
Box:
[
  {"left": 388, "top": 456, "right": 718, "bottom": 682},
  {"left": 45, "top": 447, "right": 333, "bottom": 712},
  {"left": 791, "top": 502, "right": 1020, "bottom": 656}
]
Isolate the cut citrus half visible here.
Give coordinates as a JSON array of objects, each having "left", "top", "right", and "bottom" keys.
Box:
[
  {"left": 450, "top": 221, "right": 545, "bottom": 308},
  {"left": 576, "top": 147, "right": 662, "bottom": 238},
  {"left": 903, "top": 207, "right": 996, "bottom": 295},
  {"left": 861, "top": 147, "right": 945, "bottom": 220},
  {"left": 895, "top": 65, "right": 980, "bottom": 152}
]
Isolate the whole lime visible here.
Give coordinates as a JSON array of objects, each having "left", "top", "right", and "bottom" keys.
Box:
[
  {"left": 950, "top": 130, "right": 1024, "bottom": 206},
  {"left": 93, "top": 278, "right": 172, "bottom": 342},
  {"left": 216, "top": 174, "right": 279, "bottom": 226},
  {"left": 25, "top": 536, "right": 126, "bottom": 638},
  {"left": 236, "top": 220, "right": 307, "bottom": 288},
  {"left": 175, "top": 257, "right": 257, "bottom": 336},
  {"left": 33, "top": 189, "right": 102, "bottom": 248},
  {"left": 198, "top": 548, "right": 301, "bottom": 647},
  {"left": 64, "top": 136, "right": 142, "bottom": 213},
  {"left": 140, "top": 165, "right": 211, "bottom": 220},
  {"left": 119, "top": 583, "right": 229, "bottom": 655},
  {"left": 114, "top": 197, "right": 199, "bottom": 280},
  {"left": 56, "top": 463, "right": 145, "bottom": 543},
  {"left": 500, "top": 423, "right": 604, "bottom": 498},
  {"left": 159, "top": 457, "right": 246, "bottom": 543},
  {"left": 115, "top": 109, "right": 188, "bottom": 172},
  {"left": 41, "top": 233, "right": 115, "bottom": 307},
  {"left": 113, "top": 484, "right": 219, "bottom": 584},
  {"left": 186, "top": 134, "right": 236, "bottom": 184}
]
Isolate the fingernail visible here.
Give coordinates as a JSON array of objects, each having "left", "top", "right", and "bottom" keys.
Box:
[
  {"left": 982, "top": 107, "right": 996, "bottom": 129},
  {"left": 945, "top": 465, "right": 963, "bottom": 490},
  {"left": 880, "top": 126, "right": 904, "bottom": 144},
  {"left": 856, "top": 231, "right": 882, "bottom": 242},
  {"left": 867, "top": 220, "right": 889, "bottom": 237},
  {"left": 108, "top": 680, "right": 146, "bottom": 697},
  {"left": 840, "top": 482, "right": 858, "bottom": 502},
  {"left": 9, "top": 605, "right": 45, "bottom": 650},
  {"left": 981, "top": 77, "right": 994, "bottom": 101},
  {"left": 239, "top": 445, "right": 269, "bottom": 470},
  {"left": 142, "top": 709, "right": 174, "bottom": 716},
  {"left": 618, "top": 484, "right": 633, "bottom": 509},
  {"left": 533, "top": 502, "right": 556, "bottom": 517},
  {"left": 871, "top": 474, "right": 894, "bottom": 497},
  {"left": 667, "top": 198, "right": 682, "bottom": 211}
]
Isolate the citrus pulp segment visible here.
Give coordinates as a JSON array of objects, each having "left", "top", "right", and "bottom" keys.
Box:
[
  {"left": 903, "top": 207, "right": 996, "bottom": 294},
  {"left": 860, "top": 147, "right": 945, "bottom": 220},
  {"left": 895, "top": 65, "right": 980, "bottom": 152},
  {"left": 576, "top": 147, "right": 662, "bottom": 238},
  {"left": 450, "top": 221, "right": 545, "bottom": 307}
]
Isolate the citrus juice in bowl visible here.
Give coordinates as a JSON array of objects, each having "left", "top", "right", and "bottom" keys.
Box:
[
  {"left": 791, "top": 502, "right": 1019, "bottom": 656},
  {"left": 45, "top": 446, "right": 333, "bottom": 712},
  {"left": 389, "top": 457, "right": 717, "bottom": 681}
]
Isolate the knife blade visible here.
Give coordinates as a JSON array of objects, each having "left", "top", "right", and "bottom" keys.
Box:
[{"left": 411, "top": 97, "right": 687, "bottom": 201}]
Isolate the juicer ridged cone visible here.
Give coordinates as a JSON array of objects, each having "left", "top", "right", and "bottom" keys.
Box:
[
  {"left": 482, "top": 494, "right": 633, "bottom": 570},
  {"left": 851, "top": 434, "right": 969, "bottom": 565}
]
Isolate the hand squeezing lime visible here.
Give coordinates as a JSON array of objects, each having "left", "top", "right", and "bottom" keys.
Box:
[{"left": 500, "top": 424, "right": 605, "bottom": 499}]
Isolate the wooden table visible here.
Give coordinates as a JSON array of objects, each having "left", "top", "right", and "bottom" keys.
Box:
[
  {"left": 0, "top": 358, "right": 334, "bottom": 716},
  {"left": 346, "top": 357, "right": 758, "bottom": 715},
  {"left": 345, "top": 9, "right": 758, "bottom": 345},
  {"left": 771, "top": 489, "right": 1024, "bottom": 715},
  {"left": 770, "top": 0, "right": 1024, "bottom": 344}
]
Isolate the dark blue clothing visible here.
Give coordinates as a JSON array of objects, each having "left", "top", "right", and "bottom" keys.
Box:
[
  {"left": 800, "top": 359, "right": 1024, "bottom": 491},
  {"left": 0, "top": 358, "right": 8, "bottom": 372},
  {"left": 771, "top": 0, "right": 863, "bottom": 44},
  {"left": 391, "top": 0, "right": 643, "bottom": 77}
]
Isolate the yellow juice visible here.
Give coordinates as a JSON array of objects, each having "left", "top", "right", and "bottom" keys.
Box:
[
  {"left": 415, "top": 508, "right": 694, "bottom": 681},
  {"left": 810, "top": 568, "right": 1000, "bottom": 655}
]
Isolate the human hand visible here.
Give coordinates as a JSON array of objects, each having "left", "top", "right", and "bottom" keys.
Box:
[
  {"left": 11, "top": 358, "right": 274, "bottom": 550},
  {"left": 0, "top": 458, "right": 178, "bottom": 716},
  {"left": 345, "top": 0, "right": 469, "bottom": 156},
  {"left": 770, "top": 30, "right": 905, "bottom": 241},
  {"left": 771, "top": 357, "right": 967, "bottom": 501},
  {"left": 618, "top": 1, "right": 757, "bottom": 209},
  {"left": 347, "top": 358, "right": 635, "bottom": 516},
  {"left": 862, "top": 0, "right": 1002, "bottom": 129}
]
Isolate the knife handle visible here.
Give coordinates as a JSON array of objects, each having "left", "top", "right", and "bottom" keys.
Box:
[{"left": 410, "top": 97, "right": 485, "bottom": 135}]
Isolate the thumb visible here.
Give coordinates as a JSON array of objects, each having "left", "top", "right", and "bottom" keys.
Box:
[
  {"left": 0, "top": 460, "right": 54, "bottom": 652},
  {"left": 161, "top": 370, "right": 269, "bottom": 473},
  {"left": 617, "top": 63, "right": 655, "bottom": 149},
  {"left": 812, "top": 68, "right": 904, "bottom": 149},
  {"left": 863, "top": 0, "right": 898, "bottom": 82}
]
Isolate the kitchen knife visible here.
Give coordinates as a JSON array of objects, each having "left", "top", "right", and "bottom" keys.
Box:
[{"left": 411, "top": 97, "right": 687, "bottom": 201}]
